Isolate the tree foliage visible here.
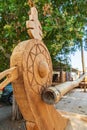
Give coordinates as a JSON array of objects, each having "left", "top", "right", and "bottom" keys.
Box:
[
  {"left": 0, "top": 0, "right": 87, "bottom": 71},
  {"left": 36, "top": 0, "right": 87, "bottom": 63},
  {"left": 0, "top": 0, "right": 29, "bottom": 71}
]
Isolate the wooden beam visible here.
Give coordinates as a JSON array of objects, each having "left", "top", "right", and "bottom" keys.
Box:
[
  {"left": 42, "top": 73, "right": 87, "bottom": 104},
  {"left": 0, "top": 67, "right": 18, "bottom": 90}
]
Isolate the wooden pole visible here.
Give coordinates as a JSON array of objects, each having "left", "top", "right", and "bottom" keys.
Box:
[
  {"left": 42, "top": 73, "right": 87, "bottom": 104},
  {"left": 81, "top": 42, "right": 86, "bottom": 74}
]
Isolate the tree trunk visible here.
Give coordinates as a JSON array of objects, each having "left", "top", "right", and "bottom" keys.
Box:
[{"left": 12, "top": 95, "right": 23, "bottom": 120}]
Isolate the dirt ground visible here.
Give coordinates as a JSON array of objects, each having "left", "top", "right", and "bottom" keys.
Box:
[
  {"left": 56, "top": 88, "right": 87, "bottom": 115},
  {"left": 0, "top": 103, "right": 26, "bottom": 130},
  {"left": 0, "top": 88, "right": 87, "bottom": 130}
]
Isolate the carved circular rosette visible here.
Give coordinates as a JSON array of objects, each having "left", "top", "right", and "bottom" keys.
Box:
[{"left": 23, "top": 39, "right": 52, "bottom": 94}]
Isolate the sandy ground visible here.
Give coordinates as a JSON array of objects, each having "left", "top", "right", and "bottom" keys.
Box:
[
  {"left": 56, "top": 88, "right": 87, "bottom": 115},
  {"left": 0, "top": 88, "right": 87, "bottom": 130}
]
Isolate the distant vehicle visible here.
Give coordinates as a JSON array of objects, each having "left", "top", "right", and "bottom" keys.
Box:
[{"left": 1, "top": 83, "right": 13, "bottom": 105}]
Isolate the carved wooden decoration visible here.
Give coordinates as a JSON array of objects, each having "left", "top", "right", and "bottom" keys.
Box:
[
  {"left": 10, "top": 38, "right": 87, "bottom": 130},
  {"left": 26, "top": 7, "right": 43, "bottom": 40},
  {"left": 0, "top": 4, "right": 87, "bottom": 130},
  {"left": 0, "top": 67, "right": 18, "bottom": 90},
  {"left": 10, "top": 39, "right": 68, "bottom": 130}
]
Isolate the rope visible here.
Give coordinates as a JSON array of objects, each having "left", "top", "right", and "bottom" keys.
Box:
[{"left": 28, "top": 0, "right": 34, "bottom": 7}]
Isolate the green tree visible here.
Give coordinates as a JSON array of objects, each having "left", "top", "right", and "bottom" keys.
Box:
[
  {"left": 0, "top": 0, "right": 29, "bottom": 71},
  {"left": 36, "top": 0, "right": 87, "bottom": 64},
  {"left": 0, "top": 0, "right": 87, "bottom": 71}
]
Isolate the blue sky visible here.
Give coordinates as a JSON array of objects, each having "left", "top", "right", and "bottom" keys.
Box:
[{"left": 71, "top": 50, "right": 87, "bottom": 71}]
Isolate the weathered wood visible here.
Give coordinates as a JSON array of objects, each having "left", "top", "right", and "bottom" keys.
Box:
[
  {"left": 12, "top": 96, "right": 22, "bottom": 121},
  {"left": 42, "top": 73, "right": 87, "bottom": 104}
]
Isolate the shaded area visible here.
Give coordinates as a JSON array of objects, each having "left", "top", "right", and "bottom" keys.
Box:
[{"left": 0, "top": 102, "right": 26, "bottom": 130}]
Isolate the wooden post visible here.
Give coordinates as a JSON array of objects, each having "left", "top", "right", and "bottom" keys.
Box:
[
  {"left": 81, "top": 42, "right": 85, "bottom": 74},
  {"left": 12, "top": 96, "right": 22, "bottom": 120}
]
